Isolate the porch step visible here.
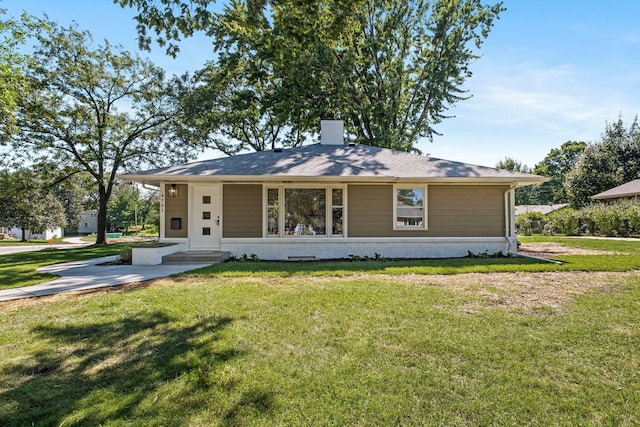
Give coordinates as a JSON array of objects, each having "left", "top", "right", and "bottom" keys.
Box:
[{"left": 162, "top": 250, "right": 230, "bottom": 265}]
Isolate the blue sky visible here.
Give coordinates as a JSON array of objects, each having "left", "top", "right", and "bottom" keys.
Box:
[{"left": 2, "top": 0, "right": 639, "bottom": 168}]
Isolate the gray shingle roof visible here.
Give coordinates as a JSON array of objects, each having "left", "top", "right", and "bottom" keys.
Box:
[
  {"left": 121, "top": 143, "right": 544, "bottom": 184},
  {"left": 592, "top": 179, "right": 640, "bottom": 200},
  {"left": 515, "top": 204, "right": 568, "bottom": 216}
]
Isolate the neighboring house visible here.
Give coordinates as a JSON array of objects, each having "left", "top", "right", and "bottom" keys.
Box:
[
  {"left": 591, "top": 179, "right": 640, "bottom": 202},
  {"left": 515, "top": 204, "right": 568, "bottom": 216},
  {"left": 9, "top": 226, "right": 64, "bottom": 241},
  {"left": 78, "top": 209, "right": 98, "bottom": 234},
  {"left": 120, "top": 120, "right": 545, "bottom": 260}
]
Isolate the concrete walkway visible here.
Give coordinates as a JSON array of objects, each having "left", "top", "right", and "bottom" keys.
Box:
[{"left": 0, "top": 256, "right": 211, "bottom": 302}]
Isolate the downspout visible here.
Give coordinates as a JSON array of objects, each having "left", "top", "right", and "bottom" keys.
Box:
[{"left": 504, "top": 183, "right": 517, "bottom": 253}]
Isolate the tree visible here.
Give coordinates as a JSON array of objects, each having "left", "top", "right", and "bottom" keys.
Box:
[
  {"left": 117, "top": 0, "right": 505, "bottom": 153},
  {"left": 0, "top": 12, "right": 41, "bottom": 142},
  {"left": 48, "top": 168, "right": 94, "bottom": 234},
  {"left": 5, "top": 22, "right": 204, "bottom": 244},
  {"left": 108, "top": 183, "right": 140, "bottom": 233},
  {"left": 565, "top": 116, "right": 640, "bottom": 208},
  {"left": 532, "top": 141, "right": 586, "bottom": 204},
  {"left": 496, "top": 157, "right": 537, "bottom": 205},
  {"left": 0, "top": 168, "right": 67, "bottom": 241}
]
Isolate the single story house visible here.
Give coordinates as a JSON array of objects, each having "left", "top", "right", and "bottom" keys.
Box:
[
  {"left": 120, "top": 120, "right": 545, "bottom": 261},
  {"left": 5, "top": 226, "right": 64, "bottom": 241},
  {"left": 515, "top": 204, "right": 568, "bottom": 216},
  {"left": 592, "top": 179, "right": 640, "bottom": 202}
]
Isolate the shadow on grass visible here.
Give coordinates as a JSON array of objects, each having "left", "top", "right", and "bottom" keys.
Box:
[{"left": 0, "top": 310, "right": 268, "bottom": 425}]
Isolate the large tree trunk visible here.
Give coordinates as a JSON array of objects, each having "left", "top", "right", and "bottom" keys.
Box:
[{"left": 95, "top": 184, "right": 108, "bottom": 244}]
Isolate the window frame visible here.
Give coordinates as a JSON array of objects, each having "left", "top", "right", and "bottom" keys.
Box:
[
  {"left": 393, "top": 184, "right": 428, "bottom": 231},
  {"left": 263, "top": 184, "right": 347, "bottom": 238}
]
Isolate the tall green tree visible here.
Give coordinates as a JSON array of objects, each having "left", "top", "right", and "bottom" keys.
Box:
[
  {"left": 47, "top": 168, "right": 94, "bottom": 234},
  {"left": 5, "top": 22, "right": 204, "bottom": 244},
  {"left": 565, "top": 116, "right": 640, "bottom": 208},
  {"left": 0, "top": 11, "right": 41, "bottom": 142},
  {"left": 496, "top": 157, "right": 538, "bottom": 205},
  {"left": 532, "top": 140, "right": 586, "bottom": 204},
  {"left": 108, "top": 183, "right": 140, "bottom": 233},
  {"left": 117, "top": 0, "right": 504, "bottom": 153},
  {"left": 0, "top": 168, "right": 67, "bottom": 241}
]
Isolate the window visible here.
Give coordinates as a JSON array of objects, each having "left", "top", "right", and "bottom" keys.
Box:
[
  {"left": 332, "top": 189, "right": 343, "bottom": 235},
  {"left": 202, "top": 227, "right": 211, "bottom": 236},
  {"left": 267, "top": 188, "right": 279, "bottom": 236},
  {"left": 265, "top": 186, "right": 345, "bottom": 237},
  {"left": 394, "top": 186, "right": 427, "bottom": 229},
  {"left": 202, "top": 211, "right": 211, "bottom": 220},
  {"left": 285, "top": 188, "right": 326, "bottom": 235},
  {"left": 202, "top": 196, "right": 211, "bottom": 204}
]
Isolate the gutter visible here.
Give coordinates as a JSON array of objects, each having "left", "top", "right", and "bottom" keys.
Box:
[
  {"left": 142, "top": 181, "right": 159, "bottom": 191},
  {"left": 504, "top": 182, "right": 517, "bottom": 238}
]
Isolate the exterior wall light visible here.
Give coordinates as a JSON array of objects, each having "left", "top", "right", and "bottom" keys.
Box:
[{"left": 168, "top": 183, "right": 178, "bottom": 197}]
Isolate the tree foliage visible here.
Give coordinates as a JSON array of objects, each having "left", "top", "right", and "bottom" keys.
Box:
[
  {"left": 565, "top": 116, "right": 640, "bottom": 208},
  {"left": 117, "top": 0, "right": 504, "bottom": 153},
  {"left": 533, "top": 140, "right": 586, "bottom": 204},
  {"left": 48, "top": 168, "right": 95, "bottom": 234},
  {"left": 0, "top": 12, "right": 42, "bottom": 141},
  {"left": 495, "top": 157, "right": 538, "bottom": 205},
  {"left": 4, "top": 22, "right": 204, "bottom": 244},
  {"left": 0, "top": 168, "right": 67, "bottom": 241},
  {"left": 108, "top": 183, "right": 140, "bottom": 233}
]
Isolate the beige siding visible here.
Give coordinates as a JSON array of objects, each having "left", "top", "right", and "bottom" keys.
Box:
[
  {"left": 164, "top": 184, "right": 188, "bottom": 238},
  {"left": 428, "top": 185, "right": 506, "bottom": 237},
  {"left": 348, "top": 184, "right": 506, "bottom": 237},
  {"left": 223, "top": 184, "right": 262, "bottom": 238},
  {"left": 348, "top": 185, "right": 395, "bottom": 237}
]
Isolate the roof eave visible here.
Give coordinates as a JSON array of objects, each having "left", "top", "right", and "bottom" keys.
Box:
[{"left": 119, "top": 173, "right": 548, "bottom": 187}]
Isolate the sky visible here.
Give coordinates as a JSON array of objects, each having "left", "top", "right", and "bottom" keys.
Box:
[{"left": 2, "top": 0, "right": 639, "bottom": 168}]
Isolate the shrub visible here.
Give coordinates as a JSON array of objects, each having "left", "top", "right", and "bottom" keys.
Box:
[
  {"left": 583, "top": 203, "right": 624, "bottom": 236},
  {"left": 516, "top": 211, "right": 546, "bottom": 235},
  {"left": 626, "top": 203, "right": 640, "bottom": 234},
  {"left": 547, "top": 208, "right": 581, "bottom": 235},
  {"left": 119, "top": 246, "right": 132, "bottom": 263}
]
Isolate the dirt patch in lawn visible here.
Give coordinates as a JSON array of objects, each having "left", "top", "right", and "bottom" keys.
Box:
[
  {"left": 399, "top": 271, "right": 636, "bottom": 314},
  {"left": 2, "top": 269, "right": 637, "bottom": 316},
  {"left": 518, "top": 241, "right": 618, "bottom": 258}
]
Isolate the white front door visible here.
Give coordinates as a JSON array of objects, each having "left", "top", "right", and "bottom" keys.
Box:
[{"left": 190, "top": 184, "right": 222, "bottom": 249}]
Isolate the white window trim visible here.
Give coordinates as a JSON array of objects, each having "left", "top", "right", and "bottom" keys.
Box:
[
  {"left": 263, "top": 184, "right": 347, "bottom": 238},
  {"left": 393, "top": 184, "right": 428, "bottom": 231}
]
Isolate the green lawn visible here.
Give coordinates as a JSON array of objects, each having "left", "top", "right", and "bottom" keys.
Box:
[
  {"left": 0, "top": 237, "right": 66, "bottom": 245},
  {"left": 0, "top": 245, "right": 124, "bottom": 289},
  {"left": 1, "top": 237, "right": 639, "bottom": 425}
]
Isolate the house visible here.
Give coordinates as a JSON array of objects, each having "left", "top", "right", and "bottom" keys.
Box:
[
  {"left": 119, "top": 120, "right": 545, "bottom": 262},
  {"left": 515, "top": 204, "right": 568, "bottom": 216},
  {"left": 78, "top": 209, "right": 98, "bottom": 234},
  {"left": 7, "top": 226, "right": 64, "bottom": 241},
  {"left": 591, "top": 179, "right": 640, "bottom": 202}
]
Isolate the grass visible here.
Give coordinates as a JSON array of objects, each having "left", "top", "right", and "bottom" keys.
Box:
[
  {"left": 1, "top": 271, "right": 639, "bottom": 425},
  {"left": 0, "top": 245, "right": 124, "bottom": 290},
  {"left": 0, "top": 237, "right": 66, "bottom": 245},
  {"left": 184, "top": 236, "right": 640, "bottom": 278},
  {"left": 2, "top": 236, "right": 640, "bottom": 292}
]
